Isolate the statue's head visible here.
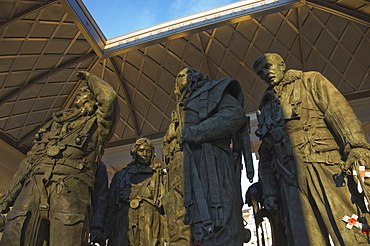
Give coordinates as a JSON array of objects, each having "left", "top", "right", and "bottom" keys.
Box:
[
  {"left": 73, "top": 86, "right": 97, "bottom": 115},
  {"left": 131, "top": 137, "right": 155, "bottom": 166},
  {"left": 253, "top": 53, "right": 286, "bottom": 86},
  {"left": 174, "top": 67, "right": 208, "bottom": 96}
]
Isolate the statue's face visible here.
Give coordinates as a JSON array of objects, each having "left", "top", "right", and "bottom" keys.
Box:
[
  {"left": 74, "top": 89, "right": 95, "bottom": 109},
  {"left": 175, "top": 68, "right": 191, "bottom": 94},
  {"left": 255, "top": 55, "right": 285, "bottom": 86},
  {"left": 135, "top": 143, "right": 154, "bottom": 165}
]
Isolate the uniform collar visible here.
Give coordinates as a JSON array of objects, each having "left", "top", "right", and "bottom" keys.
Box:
[
  {"left": 272, "top": 69, "right": 302, "bottom": 94},
  {"left": 127, "top": 162, "right": 153, "bottom": 174}
]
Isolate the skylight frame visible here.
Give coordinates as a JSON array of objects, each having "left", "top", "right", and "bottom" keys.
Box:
[{"left": 61, "top": 0, "right": 304, "bottom": 58}]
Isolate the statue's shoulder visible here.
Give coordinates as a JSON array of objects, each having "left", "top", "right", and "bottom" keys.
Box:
[
  {"left": 211, "top": 78, "right": 241, "bottom": 92},
  {"left": 186, "top": 78, "right": 243, "bottom": 115},
  {"left": 191, "top": 78, "right": 240, "bottom": 98},
  {"left": 209, "top": 78, "right": 244, "bottom": 104},
  {"left": 298, "top": 70, "right": 328, "bottom": 90},
  {"left": 113, "top": 164, "right": 131, "bottom": 179},
  {"left": 285, "top": 69, "right": 303, "bottom": 82}
]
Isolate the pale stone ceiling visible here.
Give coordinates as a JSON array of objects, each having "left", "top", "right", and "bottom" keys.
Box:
[{"left": 0, "top": 0, "right": 369, "bottom": 154}]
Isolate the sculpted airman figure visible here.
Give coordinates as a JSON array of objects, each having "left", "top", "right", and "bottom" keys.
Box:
[
  {"left": 254, "top": 53, "right": 370, "bottom": 245},
  {"left": 163, "top": 68, "right": 248, "bottom": 246},
  {"left": 162, "top": 71, "right": 192, "bottom": 245},
  {"left": 0, "top": 71, "right": 118, "bottom": 246},
  {"left": 105, "top": 138, "right": 164, "bottom": 246}
]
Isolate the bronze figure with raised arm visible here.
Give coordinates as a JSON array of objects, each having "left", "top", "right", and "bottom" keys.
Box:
[{"left": 0, "top": 71, "right": 118, "bottom": 246}]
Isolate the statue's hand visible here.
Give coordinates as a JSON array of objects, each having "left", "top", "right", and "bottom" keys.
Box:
[
  {"left": 263, "top": 195, "right": 278, "bottom": 213},
  {"left": 0, "top": 200, "right": 10, "bottom": 214},
  {"left": 181, "top": 127, "right": 193, "bottom": 144},
  {"left": 89, "top": 227, "right": 106, "bottom": 246},
  {"left": 345, "top": 148, "right": 370, "bottom": 170},
  {"left": 76, "top": 71, "right": 90, "bottom": 81}
]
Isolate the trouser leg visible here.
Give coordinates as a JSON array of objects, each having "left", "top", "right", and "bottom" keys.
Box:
[
  {"left": 0, "top": 180, "right": 41, "bottom": 246},
  {"left": 308, "top": 164, "right": 368, "bottom": 245},
  {"left": 281, "top": 182, "right": 328, "bottom": 246},
  {"left": 286, "top": 163, "right": 368, "bottom": 246},
  {"left": 0, "top": 211, "right": 30, "bottom": 246},
  {"left": 48, "top": 178, "right": 91, "bottom": 246},
  {"left": 162, "top": 189, "right": 191, "bottom": 246}
]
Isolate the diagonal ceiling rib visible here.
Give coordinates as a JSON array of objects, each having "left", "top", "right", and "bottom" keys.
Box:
[
  {"left": 0, "top": 0, "right": 57, "bottom": 30},
  {"left": 0, "top": 52, "right": 96, "bottom": 106},
  {"left": 109, "top": 56, "right": 140, "bottom": 138},
  {"left": 297, "top": 6, "right": 307, "bottom": 71}
]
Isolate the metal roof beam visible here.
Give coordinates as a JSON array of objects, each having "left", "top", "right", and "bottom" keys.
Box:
[
  {"left": 59, "top": 0, "right": 106, "bottom": 57},
  {"left": 102, "top": 0, "right": 303, "bottom": 58},
  {"left": 307, "top": 0, "right": 370, "bottom": 27},
  {"left": 344, "top": 89, "right": 370, "bottom": 102}
]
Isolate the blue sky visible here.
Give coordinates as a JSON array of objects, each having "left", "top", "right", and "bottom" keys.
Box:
[{"left": 82, "top": 0, "right": 241, "bottom": 39}]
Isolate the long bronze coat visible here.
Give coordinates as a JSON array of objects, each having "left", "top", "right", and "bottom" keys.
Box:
[{"left": 181, "top": 78, "right": 246, "bottom": 246}]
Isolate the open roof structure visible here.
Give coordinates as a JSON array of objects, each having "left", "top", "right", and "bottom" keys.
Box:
[{"left": 0, "top": 0, "right": 369, "bottom": 154}]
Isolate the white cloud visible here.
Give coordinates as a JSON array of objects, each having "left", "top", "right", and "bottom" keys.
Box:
[
  {"left": 83, "top": 0, "right": 240, "bottom": 38},
  {"left": 169, "top": 0, "right": 238, "bottom": 19},
  {"left": 135, "top": 8, "right": 158, "bottom": 32}
]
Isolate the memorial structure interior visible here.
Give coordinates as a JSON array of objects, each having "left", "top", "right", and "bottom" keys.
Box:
[{"left": 0, "top": 0, "right": 369, "bottom": 195}]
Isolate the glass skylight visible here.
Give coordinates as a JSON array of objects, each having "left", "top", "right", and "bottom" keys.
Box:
[{"left": 82, "top": 0, "right": 241, "bottom": 39}]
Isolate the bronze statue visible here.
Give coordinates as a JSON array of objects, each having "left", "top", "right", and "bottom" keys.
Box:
[
  {"left": 254, "top": 53, "right": 370, "bottom": 245},
  {"left": 105, "top": 138, "right": 164, "bottom": 246},
  {"left": 162, "top": 70, "right": 192, "bottom": 245},
  {"left": 0, "top": 71, "right": 118, "bottom": 246},
  {"left": 163, "top": 67, "right": 249, "bottom": 245}
]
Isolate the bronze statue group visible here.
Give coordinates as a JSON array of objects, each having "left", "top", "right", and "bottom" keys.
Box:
[{"left": 0, "top": 53, "right": 370, "bottom": 246}]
